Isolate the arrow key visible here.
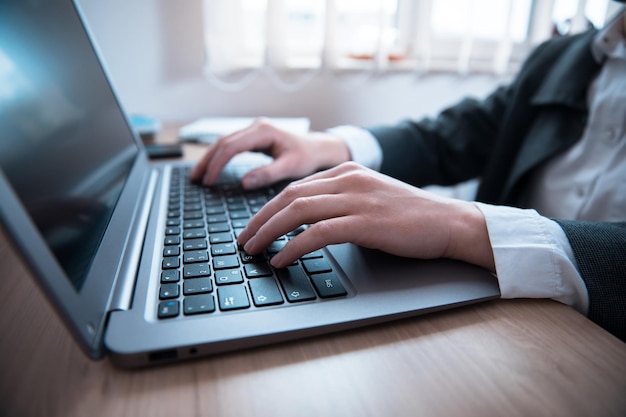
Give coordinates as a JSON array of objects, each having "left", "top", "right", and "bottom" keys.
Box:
[
  {"left": 276, "top": 266, "right": 316, "bottom": 303},
  {"left": 249, "top": 277, "right": 284, "bottom": 307}
]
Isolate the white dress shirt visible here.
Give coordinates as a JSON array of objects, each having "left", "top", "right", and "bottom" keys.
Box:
[{"left": 327, "top": 12, "right": 626, "bottom": 315}]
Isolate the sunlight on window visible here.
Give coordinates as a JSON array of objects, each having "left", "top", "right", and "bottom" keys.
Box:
[
  {"left": 284, "top": 1, "right": 325, "bottom": 55},
  {"left": 585, "top": 0, "right": 611, "bottom": 27},
  {"left": 552, "top": 0, "right": 611, "bottom": 29},
  {"left": 336, "top": 0, "right": 399, "bottom": 57},
  {"left": 203, "top": 0, "right": 616, "bottom": 82},
  {"left": 431, "top": 0, "right": 531, "bottom": 42}
]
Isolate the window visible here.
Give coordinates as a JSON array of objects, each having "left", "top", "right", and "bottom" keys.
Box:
[{"left": 201, "top": 0, "right": 616, "bottom": 88}]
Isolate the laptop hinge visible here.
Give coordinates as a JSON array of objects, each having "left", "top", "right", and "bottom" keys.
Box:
[{"left": 109, "top": 169, "right": 159, "bottom": 312}]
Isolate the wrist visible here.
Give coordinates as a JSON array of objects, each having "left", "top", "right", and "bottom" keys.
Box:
[
  {"left": 310, "top": 132, "right": 351, "bottom": 170},
  {"left": 446, "top": 201, "right": 496, "bottom": 272}
]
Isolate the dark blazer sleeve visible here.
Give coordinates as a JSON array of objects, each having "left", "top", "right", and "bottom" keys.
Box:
[
  {"left": 554, "top": 221, "right": 626, "bottom": 342},
  {"left": 366, "top": 86, "right": 512, "bottom": 188}
]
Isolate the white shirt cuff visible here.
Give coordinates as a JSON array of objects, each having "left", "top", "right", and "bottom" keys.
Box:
[
  {"left": 474, "top": 202, "right": 589, "bottom": 315},
  {"left": 326, "top": 125, "right": 383, "bottom": 171}
]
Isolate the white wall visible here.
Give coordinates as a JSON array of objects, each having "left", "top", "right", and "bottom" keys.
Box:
[{"left": 77, "top": 0, "right": 506, "bottom": 131}]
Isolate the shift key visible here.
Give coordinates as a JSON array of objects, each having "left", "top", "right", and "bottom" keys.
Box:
[{"left": 276, "top": 266, "right": 316, "bottom": 302}]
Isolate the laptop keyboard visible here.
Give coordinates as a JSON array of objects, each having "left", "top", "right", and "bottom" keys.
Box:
[{"left": 157, "top": 166, "right": 347, "bottom": 319}]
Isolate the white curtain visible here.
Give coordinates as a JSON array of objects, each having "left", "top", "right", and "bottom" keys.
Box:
[{"left": 201, "top": 0, "right": 613, "bottom": 91}]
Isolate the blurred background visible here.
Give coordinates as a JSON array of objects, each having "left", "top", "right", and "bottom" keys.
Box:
[{"left": 77, "top": 0, "right": 621, "bottom": 130}]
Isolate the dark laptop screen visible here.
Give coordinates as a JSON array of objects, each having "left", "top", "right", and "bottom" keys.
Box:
[{"left": 0, "top": 1, "right": 139, "bottom": 291}]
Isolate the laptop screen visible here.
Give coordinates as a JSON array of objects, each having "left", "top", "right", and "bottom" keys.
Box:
[{"left": 0, "top": 1, "right": 139, "bottom": 291}]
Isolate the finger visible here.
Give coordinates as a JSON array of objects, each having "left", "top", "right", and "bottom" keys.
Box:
[
  {"left": 198, "top": 122, "right": 279, "bottom": 185},
  {"left": 270, "top": 216, "right": 359, "bottom": 268},
  {"left": 189, "top": 143, "right": 218, "bottom": 182},
  {"left": 241, "top": 193, "right": 352, "bottom": 254},
  {"left": 237, "top": 177, "right": 346, "bottom": 245},
  {"left": 241, "top": 155, "right": 300, "bottom": 189},
  {"left": 285, "top": 161, "right": 368, "bottom": 190},
  {"left": 201, "top": 132, "right": 260, "bottom": 185}
]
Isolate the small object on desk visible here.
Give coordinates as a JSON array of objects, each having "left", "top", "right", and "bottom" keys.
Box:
[
  {"left": 178, "top": 116, "right": 310, "bottom": 144},
  {"left": 144, "top": 143, "right": 183, "bottom": 159},
  {"left": 129, "top": 114, "right": 162, "bottom": 143}
]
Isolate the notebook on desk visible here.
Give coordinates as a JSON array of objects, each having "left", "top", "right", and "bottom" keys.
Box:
[{"left": 0, "top": 0, "right": 500, "bottom": 368}]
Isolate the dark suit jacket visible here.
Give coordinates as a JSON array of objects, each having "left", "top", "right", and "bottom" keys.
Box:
[{"left": 367, "top": 30, "right": 626, "bottom": 341}]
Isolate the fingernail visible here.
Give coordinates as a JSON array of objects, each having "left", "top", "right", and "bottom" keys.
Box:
[
  {"left": 270, "top": 252, "right": 283, "bottom": 268},
  {"left": 243, "top": 235, "right": 256, "bottom": 253}
]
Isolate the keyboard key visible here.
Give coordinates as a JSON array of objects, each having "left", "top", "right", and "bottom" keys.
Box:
[
  {"left": 249, "top": 278, "right": 284, "bottom": 306},
  {"left": 240, "top": 251, "right": 265, "bottom": 263},
  {"left": 225, "top": 196, "right": 244, "bottom": 205},
  {"left": 276, "top": 266, "right": 317, "bottom": 302},
  {"left": 217, "top": 285, "right": 250, "bottom": 311},
  {"left": 302, "top": 258, "right": 332, "bottom": 274},
  {"left": 183, "top": 238, "right": 207, "bottom": 250},
  {"left": 164, "top": 236, "right": 180, "bottom": 245},
  {"left": 183, "top": 295, "right": 216, "bottom": 315},
  {"left": 162, "top": 256, "right": 180, "bottom": 269},
  {"left": 183, "top": 278, "right": 213, "bottom": 295},
  {"left": 183, "top": 220, "right": 204, "bottom": 229},
  {"left": 205, "top": 197, "right": 223, "bottom": 206},
  {"left": 211, "top": 242, "right": 237, "bottom": 256},
  {"left": 231, "top": 219, "right": 249, "bottom": 229},
  {"left": 213, "top": 255, "right": 239, "bottom": 270},
  {"left": 227, "top": 202, "right": 246, "bottom": 211},
  {"left": 208, "top": 222, "right": 230, "bottom": 233},
  {"left": 157, "top": 300, "right": 179, "bottom": 318},
  {"left": 163, "top": 246, "right": 180, "bottom": 257},
  {"left": 165, "top": 226, "right": 180, "bottom": 235},
  {"left": 244, "top": 262, "right": 273, "bottom": 278},
  {"left": 183, "top": 203, "right": 202, "bottom": 212},
  {"left": 159, "top": 283, "right": 179, "bottom": 299},
  {"left": 206, "top": 206, "right": 226, "bottom": 215},
  {"left": 229, "top": 210, "right": 250, "bottom": 220},
  {"left": 183, "top": 210, "right": 203, "bottom": 220},
  {"left": 209, "top": 232, "right": 233, "bottom": 244},
  {"left": 206, "top": 214, "right": 227, "bottom": 223},
  {"left": 183, "top": 262, "right": 211, "bottom": 278},
  {"left": 246, "top": 195, "right": 268, "bottom": 206},
  {"left": 183, "top": 229, "right": 206, "bottom": 240},
  {"left": 215, "top": 269, "right": 244, "bottom": 285},
  {"left": 310, "top": 272, "right": 347, "bottom": 298},
  {"left": 183, "top": 250, "right": 209, "bottom": 264},
  {"left": 161, "top": 269, "right": 180, "bottom": 283}
]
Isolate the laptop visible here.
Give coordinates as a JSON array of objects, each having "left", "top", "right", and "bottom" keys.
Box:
[{"left": 0, "top": 0, "right": 499, "bottom": 368}]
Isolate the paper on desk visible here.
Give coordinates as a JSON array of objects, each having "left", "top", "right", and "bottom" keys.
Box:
[{"left": 178, "top": 117, "right": 310, "bottom": 144}]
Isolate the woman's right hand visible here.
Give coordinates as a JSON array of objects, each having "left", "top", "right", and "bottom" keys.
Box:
[{"left": 190, "top": 118, "right": 351, "bottom": 189}]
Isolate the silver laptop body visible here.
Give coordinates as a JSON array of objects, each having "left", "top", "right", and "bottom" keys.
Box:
[{"left": 0, "top": 0, "right": 499, "bottom": 368}]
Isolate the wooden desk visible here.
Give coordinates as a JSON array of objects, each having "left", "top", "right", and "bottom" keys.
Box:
[{"left": 1, "top": 133, "right": 625, "bottom": 417}]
